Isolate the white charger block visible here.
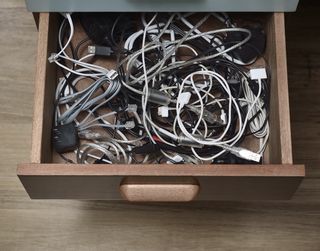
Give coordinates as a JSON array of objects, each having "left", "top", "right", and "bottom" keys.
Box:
[{"left": 250, "top": 68, "right": 267, "bottom": 80}]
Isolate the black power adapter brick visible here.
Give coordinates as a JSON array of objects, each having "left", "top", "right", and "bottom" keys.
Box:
[{"left": 52, "top": 123, "right": 79, "bottom": 153}]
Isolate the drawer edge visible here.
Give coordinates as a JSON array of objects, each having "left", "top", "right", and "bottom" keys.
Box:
[{"left": 17, "top": 163, "right": 305, "bottom": 177}]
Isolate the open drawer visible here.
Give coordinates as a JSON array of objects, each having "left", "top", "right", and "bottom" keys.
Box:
[{"left": 17, "top": 12, "right": 305, "bottom": 201}]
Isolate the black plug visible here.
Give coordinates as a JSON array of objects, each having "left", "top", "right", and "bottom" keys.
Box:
[
  {"left": 52, "top": 123, "right": 79, "bottom": 153},
  {"left": 88, "top": 45, "right": 113, "bottom": 57}
]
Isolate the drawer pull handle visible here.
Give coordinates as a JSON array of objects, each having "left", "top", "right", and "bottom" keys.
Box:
[{"left": 120, "top": 177, "right": 200, "bottom": 202}]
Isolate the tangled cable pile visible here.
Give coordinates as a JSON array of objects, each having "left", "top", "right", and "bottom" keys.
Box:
[{"left": 50, "top": 12, "right": 270, "bottom": 164}]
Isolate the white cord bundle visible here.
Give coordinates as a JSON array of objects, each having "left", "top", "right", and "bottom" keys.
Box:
[{"left": 121, "top": 13, "right": 253, "bottom": 93}]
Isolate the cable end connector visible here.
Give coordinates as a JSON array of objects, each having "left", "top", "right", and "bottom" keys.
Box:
[
  {"left": 177, "top": 92, "right": 191, "bottom": 108},
  {"left": 230, "top": 147, "right": 261, "bottom": 162},
  {"left": 106, "top": 69, "right": 118, "bottom": 80},
  {"left": 88, "top": 45, "right": 113, "bottom": 56},
  {"left": 202, "top": 109, "right": 226, "bottom": 125},
  {"left": 125, "top": 121, "right": 135, "bottom": 129},
  {"left": 158, "top": 106, "right": 169, "bottom": 118},
  {"left": 48, "top": 53, "right": 58, "bottom": 63},
  {"left": 220, "top": 110, "right": 227, "bottom": 125},
  {"left": 52, "top": 123, "right": 79, "bottom": 153},
  {"left": 166, "top": 155, "right": 184, "bottom": 164},
  {"left": 178, "top": 134, "right": 204, "bottom": 148},
  {"left": 148, "top": 89, "right": 171, "bottom": 106},
  {"left": 126, "top": 104, "right": 138, "bottom": 113}
]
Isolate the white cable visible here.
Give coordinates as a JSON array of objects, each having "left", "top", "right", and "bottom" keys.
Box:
[{"left": 141, "top": 14, "right": 158, "bottom": 144}]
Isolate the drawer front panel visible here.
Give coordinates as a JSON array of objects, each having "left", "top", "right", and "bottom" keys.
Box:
[
  {"left": 18, "top": 164, "right": 305, "bottom": 200},
  {"left": 26, "top": 0, "right": 299, "bottom": 12}
]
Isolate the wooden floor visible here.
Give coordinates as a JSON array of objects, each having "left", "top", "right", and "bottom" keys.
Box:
[{"left": 0, "top": 1, "right": 319, "bottom": 250}]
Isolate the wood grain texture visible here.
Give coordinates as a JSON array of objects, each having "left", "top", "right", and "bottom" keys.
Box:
[
  {"left": 17, "top": 164, "right": 304, "bottom": 200},
  {"left": 0, "top": 0, "right": 320, "bottom": 250},
  {"left": 271, "top": 13, "right": 293, "bottom": 164},
  {"left": 17, "top": 163, "right": 305, "bottom": 176},
  {"left": 263, "top": 13, "right": 293, "bottom": 165},
  {"left": 120, "top": 177, "right": 200, "bottom": 202},
  {"left": 31, "top": 12, "right": 57, "bottom": 163},
  {"left": 286, "top": 2, "right": 320, "bottom": 178}
]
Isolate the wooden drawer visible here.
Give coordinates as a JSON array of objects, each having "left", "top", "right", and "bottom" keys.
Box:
[{"left": 17, "top": 12, "right": 305, "bottom": 201}]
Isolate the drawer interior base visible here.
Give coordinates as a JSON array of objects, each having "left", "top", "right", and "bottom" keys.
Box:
[{"left": 32, "top": 12, "right": 293, "bottom": 166}]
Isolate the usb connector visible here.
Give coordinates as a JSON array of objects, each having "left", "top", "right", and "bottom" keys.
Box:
[
  {"left": 106, "top": 69, "right": 118, "bottom": 80},
  {"left": 222, "top": 145, "right": 261, "bottom": 162},
  {"left": 232, "top": 147, "right": 261, "bottom": 162},
  {"left": 88, "top": 45, "right": 113, "bottom": 56}
]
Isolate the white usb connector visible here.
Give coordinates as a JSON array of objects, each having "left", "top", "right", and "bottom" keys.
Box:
[
  {"left": 166, "top": 154, "right": 184, "bottom": 164},
  {"left": 106, "top": 70, "right": 118, "bottom": 80},
  {"left": 230, "top": 147, "right": 261, "bottom": 162},
  {"left": 222, "top": 145, "right": 261, "bottom": 162}
]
